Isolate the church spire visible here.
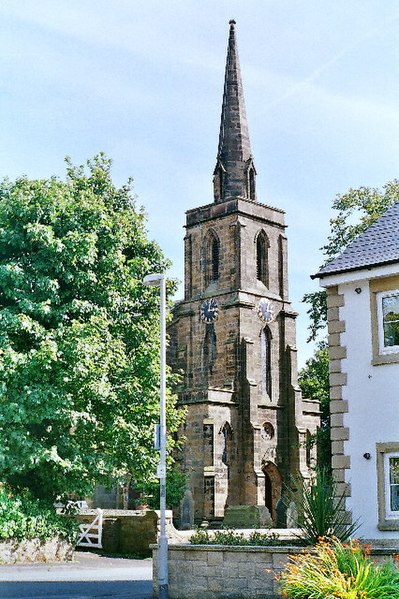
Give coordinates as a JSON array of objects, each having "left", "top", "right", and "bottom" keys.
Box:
[{"left": 213, "top": 20, "right": 256, "bottom": 203}]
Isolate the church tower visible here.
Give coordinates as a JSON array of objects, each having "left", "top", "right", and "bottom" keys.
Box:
[{"left": 168, "top": 21, "right": 319, "bottom": 524}]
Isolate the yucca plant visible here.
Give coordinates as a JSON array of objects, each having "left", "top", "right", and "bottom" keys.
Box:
[
  {"left": 290, "top": 467, "right": 360, "bottom": 545},
  {"left": 280, "top": 537, "right": 399, "bottom": 599}
]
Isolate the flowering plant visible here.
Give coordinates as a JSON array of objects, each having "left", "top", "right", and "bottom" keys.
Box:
[{"left": 280, "top": 537, "right": 399, "bottom": 599}]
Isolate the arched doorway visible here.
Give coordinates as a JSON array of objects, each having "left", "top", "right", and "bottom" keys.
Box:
[
  {"left": 262, "top": 461, "right": 282, "bottom": 524},
  {"left": 264, "top": 471, "right": 273, "bottom": 516}
]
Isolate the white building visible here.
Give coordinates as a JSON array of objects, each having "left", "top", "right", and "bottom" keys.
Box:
[{"left": 314, "top": 201, "right": 399, "bottom": 542}]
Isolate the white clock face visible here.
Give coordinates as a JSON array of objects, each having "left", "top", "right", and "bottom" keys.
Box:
[{"left": 257, "top": 298, "right": 275, "bottom": 323}]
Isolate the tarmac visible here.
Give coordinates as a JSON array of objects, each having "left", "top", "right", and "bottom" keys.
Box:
[{"left": 0, "top": 551, "right": 153, "bottom": 598}]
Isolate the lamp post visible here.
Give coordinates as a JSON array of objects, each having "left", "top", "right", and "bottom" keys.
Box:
[{"left": 143, "top": 273, "right": 168, "bottom": 599}]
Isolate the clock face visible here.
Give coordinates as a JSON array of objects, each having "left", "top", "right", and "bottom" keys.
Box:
[
  {"left": 257, "top": 298, "right": 275, "bottom": 323},
  {"left": 200, "top": 298, "right": 219, "bottom": 324}
]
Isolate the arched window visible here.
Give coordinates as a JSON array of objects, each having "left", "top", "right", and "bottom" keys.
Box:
[
  {"left": 245, "top": 159, "right": 256, "bottom": 200},
  {"left": 204, "top": 230, "right": 220, "bottom": 287},
  {"left": 261, "top": 327, "right": 272, "bottom": 398},
  {"left": 306, "top": 430, "right": 314, "bottom": 469},
  {"left": 220, "top": 422, "right": 232, "bottom": 466},
  {"left": 256, "top": 231, "right": 269, "bottom": 287},
  {"left": 213, "top": 166, "right": 224, "bottom": 201},
  {"left": 248, "top": 166, "right": 256, "bottom": 200},
  {"left": 203, "top": 325, "right": 217, "bottom": 375},
  {"left": 278, "top": 234, "right": 285, "bottom": 298}
]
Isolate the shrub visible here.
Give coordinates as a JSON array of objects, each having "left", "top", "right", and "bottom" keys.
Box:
[
  {"left": 189, "top": 528, "right": 280, "bottom": 546},
  {"left": 288, "top": 468, "right": 360, "bottom": 545},
  {"left": 0, "top": 485, "right": 78, "bottom": 543},
  {"left": 280, "top": 537, "right": 399, "bottom": 599}
]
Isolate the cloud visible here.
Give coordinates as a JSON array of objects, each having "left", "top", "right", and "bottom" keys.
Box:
[{"left": 265, "top": 8, "right": 399, "bottom": 109}]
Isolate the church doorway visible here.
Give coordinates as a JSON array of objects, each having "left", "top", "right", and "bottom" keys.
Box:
[
  {"left": 264, "top": 471, "right": 273, "bottom": 515},
  {"left": 262, "top": 462, "right": 282, "bottom": 524}
]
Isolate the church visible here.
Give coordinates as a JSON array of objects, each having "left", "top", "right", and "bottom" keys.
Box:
[{"left": 167, "top": 21, "right": 319, "bottom": 525}]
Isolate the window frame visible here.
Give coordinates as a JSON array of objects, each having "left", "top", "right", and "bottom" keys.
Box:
[
  {"left": 384, "top": 452, "right": 399, "bottom": 519},
  {"left": 370, "top": 277, "right": 399, "bottom": 365},
  {"left": 260, "top": 326, "right": 272, "bottom": 399},
  {"left": 376, "top": 289, "right": 399, "bottom": 355},
  {"left": 256, "top": 230, "right": 269, "bottom": 287},
  {"left": 203, "top": 229, "right": 220, "bottom": 288},
  {"left": 377, "top": 442, "right": 399, "bottom": 530}
]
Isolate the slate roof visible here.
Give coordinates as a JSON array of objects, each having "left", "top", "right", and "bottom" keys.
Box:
[{"left": 314, "top": 201, "right": 399, "bottom": 279}]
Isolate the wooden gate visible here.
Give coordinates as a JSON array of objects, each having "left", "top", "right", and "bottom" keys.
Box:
[{"left": 76, "top": 508, "right": 103, "bottom": 549}]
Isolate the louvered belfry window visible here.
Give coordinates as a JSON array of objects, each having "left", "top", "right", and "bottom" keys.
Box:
[
  {"left": 205, "top": 230, "right": 220, "bottom": 287},
  {"left": 256, "top": 231, "right": 269, "bottom": 287}
]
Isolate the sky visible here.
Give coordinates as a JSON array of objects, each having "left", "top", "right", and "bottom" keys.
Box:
[{"left": 2, "top": 0, "right": 399, "bottom": 367}]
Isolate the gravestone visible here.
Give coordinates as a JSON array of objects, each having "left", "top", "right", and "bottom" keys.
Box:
[
  {"left": 276, "top": 498, "right": 287, "bottom": 528},
  {"left": 286, "top": 501, "right": 298, "bottom": 528},
  {"left": 223, "top": 505, "right": 273, "bottom": 529},
  {"left": 180, "top": 489, "right": 194, "bottom": 530}
]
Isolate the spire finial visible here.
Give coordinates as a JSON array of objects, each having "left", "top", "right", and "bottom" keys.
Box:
[{"left": 213, "top": 21, "right": 256, "bottom": 203}]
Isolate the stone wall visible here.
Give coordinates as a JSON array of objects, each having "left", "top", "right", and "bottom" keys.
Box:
[
  {"left": 152, "top": 543, "right": 399, "bottom": 599},
  {"left": 74, "top": 509, "right": 158, "bottom": 556},
  {"left": 0, "top": 537, "right": 73, "bottom": 564},
  {"left": 152, "top": 544, "right": 302, "bottom": 599}
]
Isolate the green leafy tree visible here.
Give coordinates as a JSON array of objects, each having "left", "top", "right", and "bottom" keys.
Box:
[
  {"left": 298, "top": 341, "right": 330, "bottom": 468},
  {"left": 0, "top": 154, "right": 184, "bottom": 502},
  {"left": 304, "top": 179, "right": 399, "bottom": 341},
  {"left": 301, "top": 181, "right": 399, "bottom": 468},
  {"left": 135, "top": 464, "right": 188, "bottom": 510}
]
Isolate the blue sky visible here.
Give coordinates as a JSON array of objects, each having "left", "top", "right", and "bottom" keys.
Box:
[{"left": 2, "top": 1, "right": 399, "bottom": 366}]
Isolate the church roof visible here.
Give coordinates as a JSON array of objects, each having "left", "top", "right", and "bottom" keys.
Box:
[
  {"left": 214, "top": 20, "right": 256, "bottom": 203},
  {"left": 314, "top": 201, "right": 399, "bottom": 279}
]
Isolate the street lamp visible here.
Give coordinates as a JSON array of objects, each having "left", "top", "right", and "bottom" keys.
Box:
[{"left": 143, "top": 273, "right": 168, "bottom": 599}]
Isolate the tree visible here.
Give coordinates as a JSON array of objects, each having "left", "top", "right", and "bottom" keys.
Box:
[
  {"left": 304, "top": 179, "right": 399, "bottom": 341},
  {"left": 298, "top": 341, "right": 330, "bottom": 468},
  {"left": 301, "top": 180, "right": 399, "bottom": 468},
  {"left": 0, "top": 154, "right": 184, "bottom": 501}
]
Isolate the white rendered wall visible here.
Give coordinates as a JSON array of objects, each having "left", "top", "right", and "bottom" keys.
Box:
[{"left": 338, "top": 278, "right": 399, "bottom": 539}]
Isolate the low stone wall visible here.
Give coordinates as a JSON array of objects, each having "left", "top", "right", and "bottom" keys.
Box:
[
  {"left": 0, "top": 537, "right": 73, "bottom": 564},
  {"left": 152, "top": 544, "right": 302, "bottom": 599},
  {"left": 152, "top": 542, "right": 399, "bottom": 599}
]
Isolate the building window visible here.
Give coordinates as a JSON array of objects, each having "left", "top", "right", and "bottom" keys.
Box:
[
  {"left": 204, "top": 230, "right": 220, "bottom": 287},
  {"left": 245, "top": 159, "right": 256, "bottom": 200},
  {"left": 247, "top": 167, "right": 256, "bottom": 200},
  {"left": 203, "top": 325, "right": 217, "bottom": 375},
  {"left": 370, "top": 278, "right": 399, "bottom": 365},
  {"left": 203, "top": 423, "right": 214, "bottom": 468},
  {"left": 377, "top": 289, "right": 399, "bottom": 354},
  {"left": 220, "top": 422, "right": 232, "bottom": 467},
  {"left": 386, "top": 454, "right": 399, "bottom": 517},
  {"left": 261, "top": 422, "right": 274, "bottom": 440},
  {"left": 256, "top": 231, "right": 269, "bottom": 287},
  {"left": 213, "top": 164, "right": 225, "bottom": 201},
  {"left": 260, "top": 327, "right": 272, "bottom": 398},
  {"left": 377, "top": 442, "right": 399, "bottom": 530}
]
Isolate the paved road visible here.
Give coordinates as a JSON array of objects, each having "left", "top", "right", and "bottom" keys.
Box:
[{"left": 0, "top": 551, "right": 153, "bottom": 599}]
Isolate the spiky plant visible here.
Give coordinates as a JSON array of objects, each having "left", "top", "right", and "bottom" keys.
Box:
[{"left": 291, "top": 468, "right": 360, "bottom": 545}]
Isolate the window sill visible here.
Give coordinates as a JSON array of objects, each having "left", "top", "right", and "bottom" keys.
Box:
[
  {"left": 378, "top": 520, "right": 399, "bottom": 531},
  {"left": 372, "top": 353, "right": 399, "bottom": 366}
]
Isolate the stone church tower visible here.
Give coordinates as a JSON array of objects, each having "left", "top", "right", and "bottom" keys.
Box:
[{"left": 168, "top": 21, "right": 319, "bottom": 525}]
